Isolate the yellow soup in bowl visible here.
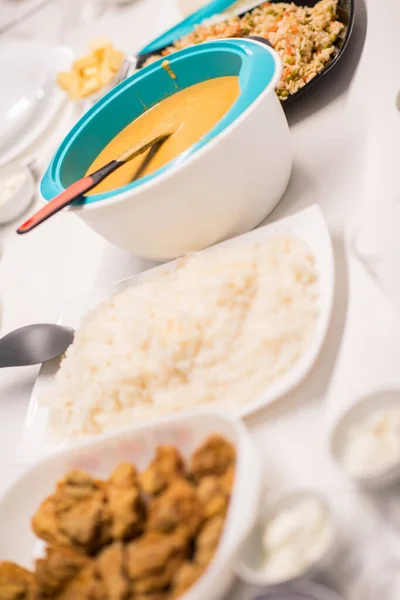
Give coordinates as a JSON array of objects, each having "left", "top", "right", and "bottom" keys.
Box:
[{"left": 85, "top": 76, "right": 240, "bottom": 194}]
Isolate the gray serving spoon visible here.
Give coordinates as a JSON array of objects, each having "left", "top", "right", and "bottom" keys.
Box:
[{"left": 0, "top": 324, "right": 75, "bottom": 368}]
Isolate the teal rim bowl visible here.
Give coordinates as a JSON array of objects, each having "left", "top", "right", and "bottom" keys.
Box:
[{"left": 41, "top": 39, "right": 281, "bottom": 207}]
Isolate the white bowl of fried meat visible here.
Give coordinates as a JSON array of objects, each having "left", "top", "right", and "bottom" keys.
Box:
[{"left": 0, "top": 411, "right": 262, "bottom": 600}]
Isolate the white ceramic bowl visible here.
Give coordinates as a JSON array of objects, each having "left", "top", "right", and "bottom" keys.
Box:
[
  {"left": 40, "top": 39, "right": 292, "bottom": 261},
  {"left": 329, "top": 389, "right": 400, "bottom": 489},
  {"left": 235, "top": 490, "right": 337, "bottom": 587},
  {"left": 0, "top": 410, "right": 262, "bottom": 600},
  {"left": 246, "top": 582, "right": 344, "bottom": 600}
]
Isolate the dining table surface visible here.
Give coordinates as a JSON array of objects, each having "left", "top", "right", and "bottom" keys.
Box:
[{"left": 1, "top": 0, "right": 400, "bottom": 594}]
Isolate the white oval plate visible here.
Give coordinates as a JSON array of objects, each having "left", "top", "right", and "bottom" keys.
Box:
[
  {"left": 0, "top": 39, "right": 73, "bottom": 167},
  {"left": 16, "top": 205, "right": 334, "bottom": 466}
]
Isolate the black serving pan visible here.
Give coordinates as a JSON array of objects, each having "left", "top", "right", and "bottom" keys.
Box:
[{"left": 135, "top": 0, "right": 355, "bottom": 106}]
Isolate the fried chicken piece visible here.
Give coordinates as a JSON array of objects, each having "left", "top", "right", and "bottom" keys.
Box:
[
  {"left": 190, "top": 436, "right": 235, "bottom": 481},
  {"left": 170, "top": 562, "right": 205, "bottom": 598},
  {"left": 109, "top": 463, "right": 139, "bottom": 488},
  {"left": 220, "top": 466, "right": 235, "bottom": 494},
  {"left": 94, "top": 542, "right": 130, "bottom": 600},
  {"left": 196, "top": 476, "right": 229, "bottom": 520},
  {"left": 194, "top": 515, "right": 225, "bottom": 567},
  {"left": 31, "top": 497, "right": 71, "bottom": 548},
  {"left": 126, "top": 532, "right": 187, "bottom": 581},
  {"left": 32, "top": 469, "right": 111, "bottom": 555},
  {"left": 56, "top": 565, "right": 106, "bottom": 600},
  {"left": 107, "top": 464, "right": 146, "bottom": 540},
  {"left": 147, "top": 479, "right": 202, "bottom": 536},
  {"left": 0, "top": 562, "right": 34, "bottom": 600},
  {"left": 107, "top": 486, "right": 144, "bottom": 541},
  {"left": 35, "top": 546, "right": 90, "bottom": 597},
  {"left": 135, "top": 594, "right": 167, "bottom": 600},
  {"left": 133, "top": 554, "right": 185, "bottom": 594},
  {"left": 60, "top": 470, "right": 101, "bottom": 502},
  {"left": 57, "top": 491, "right": 110, "bottom": 552},
  {"left": 140, "top": 447, "right": 186, "bottom": 496}
]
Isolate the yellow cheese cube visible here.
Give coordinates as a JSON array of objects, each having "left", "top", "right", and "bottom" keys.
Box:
[
  {"left": 56, "top": 71, "right": 80, "bottom": 100},
  {"left": 82, "top": 66, "right": 99, "bottom": 78},
  {"left": 56, "top": 71, "right": 73, "bottom": 91},
  {"left": 73, "top": 52, "right": 99, "bottom": 74},
  {"left": 103, "top": 46, "right": 125, "bottom": 72},
  {"left": 99, "top": 63, "right": 115, "bottom": 85},
  {"left": 68, "top": 78, "right": 84, "bottom": 101},
  {"left": 90, "top": 36, "right": 112, "bottom": 61},
  {"left": 80, "top": 75, "right": 102, "bottom": 97},
  {"left": 56, "top": 38, "right": 125, "bottom": 101},
  {"left": 89, "top": 36, "right": 112, "bottom": 52}
]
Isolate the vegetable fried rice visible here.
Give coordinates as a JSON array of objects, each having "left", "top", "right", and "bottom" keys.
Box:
[{"left": 143, "top": 0, "right": 346, "bottom": 99}]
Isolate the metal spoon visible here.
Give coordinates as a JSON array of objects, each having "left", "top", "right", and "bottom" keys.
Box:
[
  {"left": 0, "top": 324, "right": 75, "bottom": 368},
  {"left": 114, "top": 54, "right": 137, "bottom": 87}
]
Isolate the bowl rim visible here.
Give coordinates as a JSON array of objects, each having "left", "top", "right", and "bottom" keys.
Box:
[{"left": 40, "top": 38, "right": 282, "bottom": 212}]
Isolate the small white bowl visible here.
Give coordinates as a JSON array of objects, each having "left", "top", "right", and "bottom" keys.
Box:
[
  {"left": 329, "top": 389, "right": 400, "bottom": 490},
  {"left": 0, "top": 162, "right": 35, "bottom": 225},
  {"left": 235, "top": 490, "right": 337, "bottom": 587},
  {"left": 247, "top": 581, "right": 344, "bottom": 600}
]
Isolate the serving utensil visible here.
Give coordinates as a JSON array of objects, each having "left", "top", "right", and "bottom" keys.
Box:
[
  {"left": 114, "top": 54, "right": 138, "bottom": 87},
  {"left": 17, "top": 130, "right": 173, "bottom": 234},
  {"left": 0, "top": 324, "right": 75, "bottom": 368}
]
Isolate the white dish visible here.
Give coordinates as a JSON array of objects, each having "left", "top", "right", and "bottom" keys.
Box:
[
  {"left": 16, "top": 205, "right": 334, "bottom": 466},
  {"left": 0, "top": 162, "right": 35, "bottom": 224},
  {"left": 0, "top": 39, "right": 73, "bottom": 167},
  {"left": 1, "top": 410, "right": 262, "bottom": 600},
  {"left": 235, "top": 490, "right": 337, "bottom": 587},
  {"left": 245, "top": 582, "right": 344, "bottom": 600},
  {"left": 329, "top": 388, "right": 400, "bottom": 489}
]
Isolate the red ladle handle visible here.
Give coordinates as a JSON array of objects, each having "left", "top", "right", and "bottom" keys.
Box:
[
  {"left": 17, "top": 176, "right": 95, "bottom": 234},
  {"left": 17, "top": 132, "right": 171, "bottom": 235},
  {"left": 17, "top": 159, "right": 122, "bottom": 234}
]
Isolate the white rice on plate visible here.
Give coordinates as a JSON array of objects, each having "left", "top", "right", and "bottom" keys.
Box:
[{"left": 44, "top": 235, "right": 319, "bottom": 440}]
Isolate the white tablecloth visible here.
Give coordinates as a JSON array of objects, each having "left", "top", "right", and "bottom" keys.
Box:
[
  {"left": 1, "top": 0, "right": 400, "bottom": 593},
  {"left": 0, "top": 0, "right": 55, "bottom": 33}
]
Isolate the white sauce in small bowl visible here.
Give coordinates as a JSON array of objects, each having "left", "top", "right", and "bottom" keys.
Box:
[
  {"left": 235, "top": 491, "right": 336, "bottom": 587},
  {"left": 341, "top": 407, "right": 400, "bottom": 478},
  {"left": 261, "top": 496, "right": 333, "bottom": 584}
]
